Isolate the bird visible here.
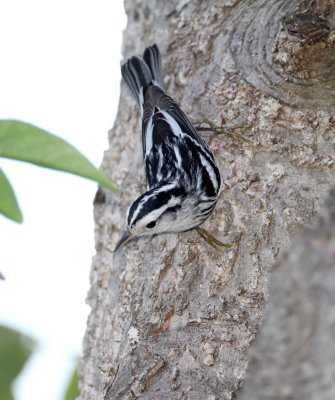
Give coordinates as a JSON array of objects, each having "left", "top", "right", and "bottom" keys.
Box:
[{"left": 114, "top": 44, "right": 221, "bottom": 251}]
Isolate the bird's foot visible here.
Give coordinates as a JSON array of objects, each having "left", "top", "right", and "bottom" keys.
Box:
[
  {"left": 195, "top": 117, "right": 257, "bottom": 148},
  {"left": 195, "top": 227, "right": 236, "bottom": 250}
]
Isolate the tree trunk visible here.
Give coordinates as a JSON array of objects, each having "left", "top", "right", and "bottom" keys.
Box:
[
  {"left": 79, "top": 0, "right": 335, "bottom": 399},
  {"left": 239, "top": 187, "right": 335, "bottom": 400}
]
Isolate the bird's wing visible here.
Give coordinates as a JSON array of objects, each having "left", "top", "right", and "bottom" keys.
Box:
[{"left": 142, "top": 85, "right": 210, "bottom": 157}]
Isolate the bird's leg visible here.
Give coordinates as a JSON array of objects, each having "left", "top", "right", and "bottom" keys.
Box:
[
  {"left": 194, "top": 116, "right": 257, "bottom": 148},
  {"left": 193, "top": 116, "right": 224, "bottom": 132},
  {"left": 195, "top": 227, "right": 236, "bottom": 250}
]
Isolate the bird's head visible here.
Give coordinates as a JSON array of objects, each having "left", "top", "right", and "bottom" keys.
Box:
[{"left": 114, "top": 184, "right": 185, "bottom": 251}]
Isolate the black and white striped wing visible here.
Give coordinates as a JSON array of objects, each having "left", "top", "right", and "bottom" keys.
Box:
[
  {"left": 142, "top": 85, "right": 220, "bottom": 195},
  {"left": 142, "top": 85, "right": 212, "bottom": 158}
]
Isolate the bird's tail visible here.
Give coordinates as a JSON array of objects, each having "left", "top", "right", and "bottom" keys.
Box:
[{"left": 121, "top": 44, "right": 164, "bottom": 114}]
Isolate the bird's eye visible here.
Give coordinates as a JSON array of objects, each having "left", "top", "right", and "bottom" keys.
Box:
[{"left": 146, "top": 221, "right": 156, "bottom": 229}]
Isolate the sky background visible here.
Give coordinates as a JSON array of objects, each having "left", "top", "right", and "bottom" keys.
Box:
[{"left": 0, "top": 1, "right": 126, "bottom": 399}]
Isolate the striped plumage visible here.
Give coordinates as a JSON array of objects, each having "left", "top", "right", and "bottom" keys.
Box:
[{"left": 114, "top": 44, "right": 221, "bottom": 251}]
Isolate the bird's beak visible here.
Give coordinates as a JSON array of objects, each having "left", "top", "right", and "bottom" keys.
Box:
[{"left": 114, "top": 230, "right": 132, "bottom": 252}]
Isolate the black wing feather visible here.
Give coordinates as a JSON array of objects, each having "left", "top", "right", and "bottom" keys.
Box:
[
  {"left": 142, "top": 85, "right": 210, "bottom": 156},
  {"left": 143, "top": 44, "right": 164, "bottom": 89},
  {"left": 121, "top": 56, "right": 152, "bottom": 108}
]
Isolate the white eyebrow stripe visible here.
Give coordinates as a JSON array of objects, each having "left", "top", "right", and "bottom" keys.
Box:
[
  {"left": 140, "top": 195, "right": 181, "bottom": 225},
  {"left": 128, "top": 196, "right": 146, "bottom": 227},
  {"left": 128, "top": 182, "right": 178, "bottom": 227}
]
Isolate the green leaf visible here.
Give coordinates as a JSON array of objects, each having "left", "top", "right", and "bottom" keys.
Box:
[
  {"left": 0, "top": 168, "right": 23, "bottom": 223},
  {"left": 64, "top": 365, "right": 80, "bottom": 400},
  {"left": 0, "top": 120, "right": 117, "bottom": 192},
  {"left": 0, "top": 325, "right": 36, "bottom": 400}
]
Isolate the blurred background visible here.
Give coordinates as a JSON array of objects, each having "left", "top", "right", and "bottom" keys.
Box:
[{"left": 0, "top": 1, "right": 126, "bottom": 399}]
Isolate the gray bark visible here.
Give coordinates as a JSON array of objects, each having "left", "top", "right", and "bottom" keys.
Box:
[
  {"left": 239, "top": 187, "right": 335, "bottom": 400},
  {"left": 79, "top": 0, "right": 335, "bottom": 399}
]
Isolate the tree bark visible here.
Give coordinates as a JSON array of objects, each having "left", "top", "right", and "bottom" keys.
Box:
[
  {"left": 79, "top": 0, "right": 335, "bottom": 399},
  {"left": 239, "top": 187, "right": 335, "bottom": 400}
]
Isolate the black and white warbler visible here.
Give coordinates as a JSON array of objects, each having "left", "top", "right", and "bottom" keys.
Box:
[{"left": 114, "top": 44, "right": 221, "bottom": 251}]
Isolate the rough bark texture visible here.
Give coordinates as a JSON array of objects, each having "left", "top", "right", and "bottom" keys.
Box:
[
  {"left": 240, "top": 188, "right": 335, "bottom": 400},
  {"left": 79, "top": 0, "right": 335, "bottom": 399}
]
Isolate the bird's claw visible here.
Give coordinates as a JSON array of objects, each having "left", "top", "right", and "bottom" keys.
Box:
[
  {"left": 195, "top": 227, "right": 236, "bottom": 250},
  {"left": 195, "top": 116, "right": 257, "bottom": 148}
]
